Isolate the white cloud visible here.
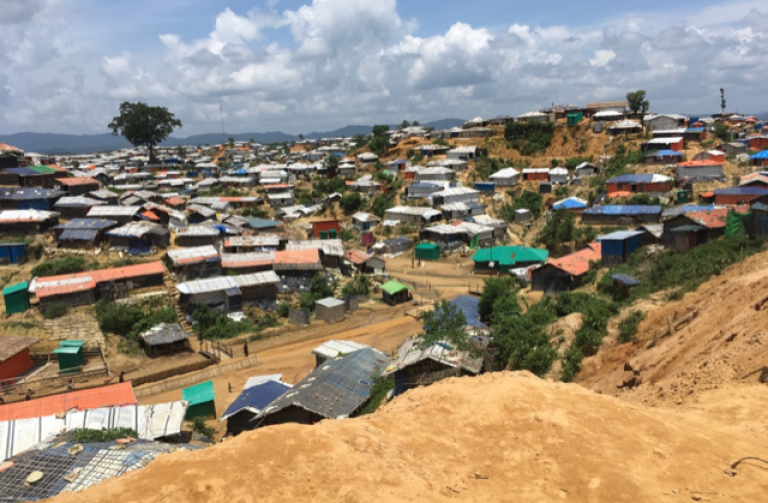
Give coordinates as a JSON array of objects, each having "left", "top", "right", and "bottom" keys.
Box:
[
  {"left": 590, "top": 49, "right": 616, "bottom": 67},
  {"left": 3, "top": 2, "right": 768, "bottom": 135}
]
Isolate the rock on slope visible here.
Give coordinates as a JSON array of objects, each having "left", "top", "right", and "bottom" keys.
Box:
[{"left": 48, "top": 372, "right": 768, "bottom": 503}]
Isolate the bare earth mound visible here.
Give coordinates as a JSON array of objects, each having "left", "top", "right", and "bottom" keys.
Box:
[{"left": 47, "top": 372, "right": 768, "bottom": 503}]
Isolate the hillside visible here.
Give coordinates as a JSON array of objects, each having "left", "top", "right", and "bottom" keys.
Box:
[
  {"left": 578, "top": 247, "right": 768, "bottom": 409},
  {"left": 48, "top": 372, "right": 768, "bottom": 503}
]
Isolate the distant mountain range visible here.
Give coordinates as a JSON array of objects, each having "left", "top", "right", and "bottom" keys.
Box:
[{"left": 0, "top": 119, "right": 465, "bottom": 155}]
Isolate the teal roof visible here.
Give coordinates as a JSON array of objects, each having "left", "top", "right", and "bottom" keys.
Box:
[
  {"left": 415, "top": 243, "right": 440, "bottom": 250},
  {"left": 3, "top": 281, "right": 29, "bottom": 296},
  {"left": 59, "top": 340, "right": 85, "bottom": 348},
  {"left": 182, "top": 380, "right": 216, "bottom": 406},
  {"left": 471, "top": 246, "right": 549, "bottom": 266},
  {"left": 243, "top": 217, "right": 281, "bottom": 229},
  {"left": 53, "top": 346, "right": 81, "bottom": 355}
]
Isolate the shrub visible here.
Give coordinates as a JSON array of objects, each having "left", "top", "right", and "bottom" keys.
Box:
[
  {"left": 339, "top": 192, "right": 365, "bottom": 214},
  {"left": 71, "top": 427, "right": 139, "bottom": 443},
  {"left": 191, "top": 304, "right": 253, "bottom": 340},
  {"left": 618, "top": 310, "right": 645, "bottom": 343},
  {"left": 192, "top": 417, "right": 215, "bottom": 441},
  {"left": 31, "top": 256, "right": 89, "bottom": 277},
  {"left": 277, "top": 302, "right": 290, "bottom": 318},
  {"left": 42, "top": 302, "right": 68, "bottom": 319},
  {"left": 504, "top": 121, "right": 555, "bottom": 155},
  {"left": 357, "top": 375, "right": 395, "bottom": 415}
]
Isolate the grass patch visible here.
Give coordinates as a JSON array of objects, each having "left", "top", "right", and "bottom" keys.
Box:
[
  {"left": 42, "top": 302, "right": 68, "bottom": 319},
  {"left": 71, "top": 427, "right": 138, "bottom": 443},
  {"left": 31, "top": 256, "right": 90, "bottom": 277},
  {"left": 192, "top": 417, "right": 215, "bottom": 441},
  {"left": 357, "top": 375, "right": 395, "bottom": 416},
  {"left": 618, "top": 310, "right": 645, "bottom": 343}
]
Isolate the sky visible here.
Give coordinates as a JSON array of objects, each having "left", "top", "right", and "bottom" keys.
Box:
[{"left": 2, "top": 0, "right": 768, "bottom": 136}]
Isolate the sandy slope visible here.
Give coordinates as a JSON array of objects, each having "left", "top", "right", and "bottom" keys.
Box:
[{"left": 47, "top": 372, "right": 768, "bottom": 503}]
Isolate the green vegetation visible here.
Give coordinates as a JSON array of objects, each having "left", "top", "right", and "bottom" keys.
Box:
[
  {"left": 342, "top": 274, "right": 371, "bottom": 296},
  {"left": 371, "top": 193, "right": 395, "bottom": 218},
  {"left": 432, "top": 138, "right": 449, "bottom": 147},
  {"left": 31, "top": 256, "right": 89, "bottom": 277},
  {"left": 357, "top": 375, "right": 395, "bottom": 416},
  {"left": 591, "top": 145, "right": 644, "bottom": 189},
  {"left": 96, "top": 299, "right": 176, "bottom": 340},
  {"left": 598, "top": 237, "right": 765, "bottom": 303},
  {"left": 478, "top": 276, "right": 516, "bottom": 322},
  {"left": 474, "top": 157, "right": 507, "bottom": 180},
  {"left": 626, "top": 90, "right": 649, "bottom": 115},
  {"left": 277, "top": 301, "right": 291, "bottom": 318},
  {"left": 558, "top": 293, "right": 618, "bottom": 382},
  {"left": 340, "top": 228, "right": 355, "bottom": 242},
  {"left": 564, "top": 156, "right": 593, "bottom": 170},
  {"left": 191, "top": 304, "right": 253, "bottom": 340},
  {"left": 714, "top": 123, "right": 730, "bottom": 142},
  {"left": 504, "top": 121, "right": 555, "bottom": 155},
  {"left": 42, "top": 302, "right": 68, "bottom": 319},
  {"left": 300, "top": 273, "right": 336, "bottom": 311},
  {"left": 492, "top": 296, "right": 558, "bottom": 376},
  {"left": 71, "top": 427, "right": 139, "bottom": 443},
  {"left": 539, "top": 209, "right": 575, "bottom": 254},
  {"left": 108, "top": 101, "right": 182, "bottom": 162},
  {"left": 368, "top": 125, "right": 390, "bottom": 155},
  {"left": 339, "top": 192, "right": 365, "bottom": 214},
  {"left": 192, "top": 417, "right": 215, "bottom": 441},
  {"left": 618, "top": 310, "right": 645, "bottom": 343},
  {"left": 499, "top": 190, "right": 543, "bottom": 222},
  {"left": 421, "top": 300, "right": 471, "bottom": 352},
  {"left": 316, "top": 176, "right": 347, "bottom": 195}
]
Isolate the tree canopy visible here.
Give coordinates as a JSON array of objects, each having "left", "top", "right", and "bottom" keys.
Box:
[
  {"left": 421, "top": 300, "right": 471, "bottom": 352},
  {"left": 108, "top": 102, "right": 182, "bottom": 162},
  {"left": 626, "top": 90, "right": 649, "bottom": 115}
]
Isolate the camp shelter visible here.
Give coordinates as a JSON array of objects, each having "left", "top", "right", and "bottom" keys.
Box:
[
  {"left": 471, "top": 246, "right": 548, "bottom": 274},
  {"left": 53, "top": 340, "right": 85, "bottom": 374},
  {"left": 311, "top": 340, "right": 369, "bottom": 367},
  {"left": 415, "top": 242, "right": 440, "bottom": 261},
  {"left": 0, "top": 242, "right": 27, "bottom": 264},
  {"left": 0, "top": 335, "right": 37, "bottom": 381},
  {"left": 315, "top": 297, "right": 346, "bottom": 324},
  {"left": 182, "top": 380, "right": 216, "bottom": 419},
  {"left": 380, "top": 280, "right": 412, "bottom": 305},
  {"left": 598, "top": 230, "right": 644, "bottom": 265},
  {"left": 611, "top": 274, "right": 640, "bottom": 298},
  {"left": 139, "top": 323, "right": 191, "bottom": 356},
  {"left": 0, "top": 382, "right": 137, "bottom": 421},
  {"left": 530, "top": 242, "right": 602, "bottom": 295},
  {"left": 221, "top": 377, "right": 293, "bottom": 436},
  {"left": 3, "top": 281, "right": 29, "bottom": 315}
]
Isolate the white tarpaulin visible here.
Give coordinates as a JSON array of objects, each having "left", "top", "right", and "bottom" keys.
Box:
[{"left": 0, "top": 401, "right": 188, "bottom": 462}]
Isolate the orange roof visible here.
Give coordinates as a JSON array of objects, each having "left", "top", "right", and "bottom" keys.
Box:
[
  {"left": 607, "top": 191, "right": 631, "bottom": 198},
  {"left": 346, "top": 249, "right": 371, "bottom": 265},
  {"left": 0, "top": 143, "right": 23, "bottom": 153},
  {"left": 687, "top": 209, "right": 728, "bottom": 229},
  {"left": 43, "top": 163, "right": 66, "bottom": 172},
  {"left": 164, "top": 196, "right": 185, "bottom": 206},
  {"left": 140, "top": 210, "right": 160, "bottom": 221},
  {"left": 263, "top": 184, "right": 291, "bottom": 190},
  {"left": 547, "top": 242, "right": 601, "bottom": 276},
  {"left": 677, "top": 160, "right": 721, "bottom": 167},
  {"left": 35, "top": 261, "right": 164, "bottom": 299},
  {"left": 274, "top": 248, "right": 320, "bottom": 265},
  {"left": 0, "top": 382, "right": 136, "bottom": 421},
  {"left": 85, "top": 165, "right": 97, "bottom": 170},
  {"left": 57, "top": 176, "right": 99, "bottom": 186},
  {"left": 700, "top": 191, "right": 714, "bottom": 197}
]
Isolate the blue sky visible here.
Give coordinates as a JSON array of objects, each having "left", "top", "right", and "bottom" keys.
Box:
[{"left": 2, "top": 0, "right": 768, "bottom": 136}]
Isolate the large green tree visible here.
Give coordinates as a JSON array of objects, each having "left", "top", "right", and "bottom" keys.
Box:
[
  {"left": 421, "top": 300, "right": 470, "bottom": 352},
  {"left": 626, "top": 90, "right": 649, "bottom": 115},
  {"left": 108, "top": 102, "right": 182, "bottom": 162}
]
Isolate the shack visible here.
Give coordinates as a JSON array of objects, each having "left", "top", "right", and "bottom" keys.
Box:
[
  {"left": 3, "top": 281, "right": 30, "bottom": 314},
  {"left": 606, "top": 174, "right": 673, "bottom": 195},
  {"left": 0, "top": 336, "right": 37, "bottom": 381},
  {"left": 471, "top": 246, "right": 548, "bottom": 274},
  {"left": 53, "top": 177, "right": 100, "bottom": 196},
  {"left": 488, "top": 167, "right": 520, "bottom": 186},
  {"left": 380, "top": 280, "right": 412, "bottom": 305},
  {"left": 86, "top": 205, "right": 141, "bottom": 224},
  {"left": 175, "top": 226, "right": 220, "bottom": 247},
  {"left": 0, "top": 242, "right": 27, "bottom": 264},
  {"left": 0, "top": 187, "right": 64, "bottom": 211},
  {"left": 581, "top": 205, "right": 662, "bottom": 225},
  {"left": 139, "top": 323, "right": 191, "bottom": 356},
  {"left": 311, "top": 340, "right": 369, "bottom": 367},
  {"left": 182, "top": 380, "right": 216, "bottom": 420},
  {"left": 53, "top": 196, "right": 105, "bottom": 220},
  {"left": 530, "top": 242, "right": 601, "bottom": 295},
  {"left": 53, "top": 218, "right": 118, "bottom": 248},
  {"left": 351, "top": 212, "right": 380, "bottom": 232},
  {"left": 315, "top": 297, "right": 346, "bottom": 324},
  {"left": 106, "top": 221, "right": 170, "bottom": 253},
  {"left": 371, "top": 236, "right": 413, "bottom": 256},
  {"left": 166, "top": 245, "right": 222, "bottom": 280},
  {"left": 221, "top": 252, "right": 276, "bottom": 275},
  {"left": 415, "top": 243, "right": 440, "bottom": 261},
  {"left": 0, "top": 210, "right": 59, "bottom": 233},
  {"left": 599, "top": 230, "right": 644, "bottom": 265},
  {"left": 310, "top": 219, "right": 340, "bottom": 239},
  {"left": 176, "top": 271, "right": 280, "bottom": 312},
  {"left": 256, "top": 348, "right": 389, "bottom": 426},
  {"left": 54, "top": 340, "right": 85, "bottom": 374},
  {"left": 221, "top": 377, "right": 293, "bottom": 436}
]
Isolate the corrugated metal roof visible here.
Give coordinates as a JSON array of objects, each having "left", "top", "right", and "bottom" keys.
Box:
[
  {"left": 56, "top": 176, "right": 99, "bottom": 186},
  {"left": 166, "top": 245, "right": 219, "bottom": 265},
  {"left": 471, "top": 246, "right": 548, "bottom": 265},
  {"left": 106, "top": 221, "right": 163, "bottom": 238},
  {"left": 382, "top": 336, "right": 483, "bottom": 377},
  {"left": 54, "top": 196, "right": 105, "bottom": 207},
  {"left": 312, "top": 340, "right": 369, "bottom": 360},
  {"left": 220, "top": 380, "right": 292, "bottom": 421},
  {"left": 33, "top": 261, "right": 164, "bottom": 298},
  {"left": 221, "top": 252, "right": 275, "bottom": 268},
  {"left": 380, "top": 280, "right": 412, "bottom": 295},
  {"left": 546, "top": 242, "right": 601, "bottom": 276},
  {"left": 0, "top": 209, "right": 59, "bottom": 223},
  {"left": 607, "top": 174, "right": 672, "bottom": 184},
  {"left": 0, "top": 336, "right": 37, "bottom": 362},
  {"left": 0, "top": 188, "right": 65, "bottom": 200},
  {"left": 182, "top": 380, "right": 215, "bottom": 406},
  {"left": 713, "top": 187, "right": 768, "bottom": 196},
  {"left": 55, "top": 218, "right": 118, "bottom": 230},
  {"left": 139, "top": 323, "right": 191, "bottom": 346},
  {"left": 598, "top": 230, "right": 645, "bottom": 241},
  {"left": 87, "top": 205, "right": 141, "bottom": 217},
  {"left": 286, "top": 239, "right": 344, "bottom": 258},
  {"left": 0, "top": 382, "right": 136, "bottom": 421},
  {"left": 316, "top": 297, "right": 345, "bottom": 308},
  {"left": 176, "top": 271, "right": 280, "bottom": 295}
]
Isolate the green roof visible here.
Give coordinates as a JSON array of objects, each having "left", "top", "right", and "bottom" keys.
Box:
[
  {"left": 671, "top": 225, "right": 705, "bottom": 233},
  {"left": 380, "top": 280, "right": 412, "bottom": 295},
  {"left": 27, "top": 165, "right": 59, "bottom": 174},
  {"left": 59, "top": 340, "right": 85, "bottom": 348},
  {"left": 3, "top": 281, "right": 29, "bottom": 296},
  {"left": 53, "top": 346, "right": 81, "bottom": 355},
  {"left": 415, "top": 243, "right": 440, "bottom": 250},
  {"left": 471, "top": 246, "right": 549, "bottom": 266},
  {"left": 182, "top": 380, "right": 216, "bottom": 406}
]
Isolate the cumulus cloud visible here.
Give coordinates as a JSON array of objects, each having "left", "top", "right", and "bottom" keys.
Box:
[{"left": 2, "top": 1, "right": 768, "bottom": 135}]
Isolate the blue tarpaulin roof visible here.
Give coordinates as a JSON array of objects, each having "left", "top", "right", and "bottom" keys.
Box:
[
  {"left": 713, "top": 187, "right": 768, "bottom": 196},
  {"left": 647, "top": 149, "right": 683, "bottom": 157},
  {"left": 611, "top": 274, "right": 640, "bottom": 286},
  {"left": 582, "top": 205, "right": 662, "bottom": 216},
  {"left": 221, "top": 380, "right": 291, "bottom": 420},
  {"left": 0, "top": 188, "right": 66, "bottom": 200},
  {"left": 2, "top": 167, "right": 39, "bottom": 176},
  {"left": 449, "top": 295, "right": 487, "bottom": 329},
  {"left": 750, "top": 150, "right": 768, "bottom": 160},
  {"left": 59, "top": 229, "right": 100, "bottom": 241},
  {"left": 55, "top": 218, "right": 118, "bottom": 230},
  {"left": 686, "top": 127, "right": 705, "bottom": 133},
  {"left": 553, "top": 197, "right": 588, "bottom": 210}
]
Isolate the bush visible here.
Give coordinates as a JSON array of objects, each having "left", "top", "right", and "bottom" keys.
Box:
[
  {"left": 504, "top": 121, "right": 555, "bottom": 155},
  {"left": 342, "top": 274, "right": 371, "bottom": 296},
  {"left": 192, "top": 417, "right": 215, "bottom": 441},
  {"left": 42, "top": 302, "right": 68, "bottom": 319},
  {"left": 277, "top": 302, "right": 291, "bottom": 318},
  {"left": 371, "top": 194, "right": 394, "bottom": 218},
  {"left": 191, "top": 304, "right": 253, "bottom": 340},
  {"left": 498, "top": 190, "right": 542, "bottom": 222},
  {"left": 357, "top": 375, "right": 395, "bottom": 416},
  {"left": 618, "top": 310, "right": 645, "bottom": 343},
  {"left": 31, "top": 256, "right": 89, "bottom": 277},
  {"left": 340, "top": 228, "right": 355, "bottom": 242},
  {"left": 478, "top": 276, "right": 516, "bottom": 322},
  {"left": 71, "top": 427, "right": 138, "bottom": 443},
  {"left": 339, "top": 192, "right": 365, "bottom": 214},
  {"left": 560, "top": 344, "right": 583, "bottom": 383}
]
